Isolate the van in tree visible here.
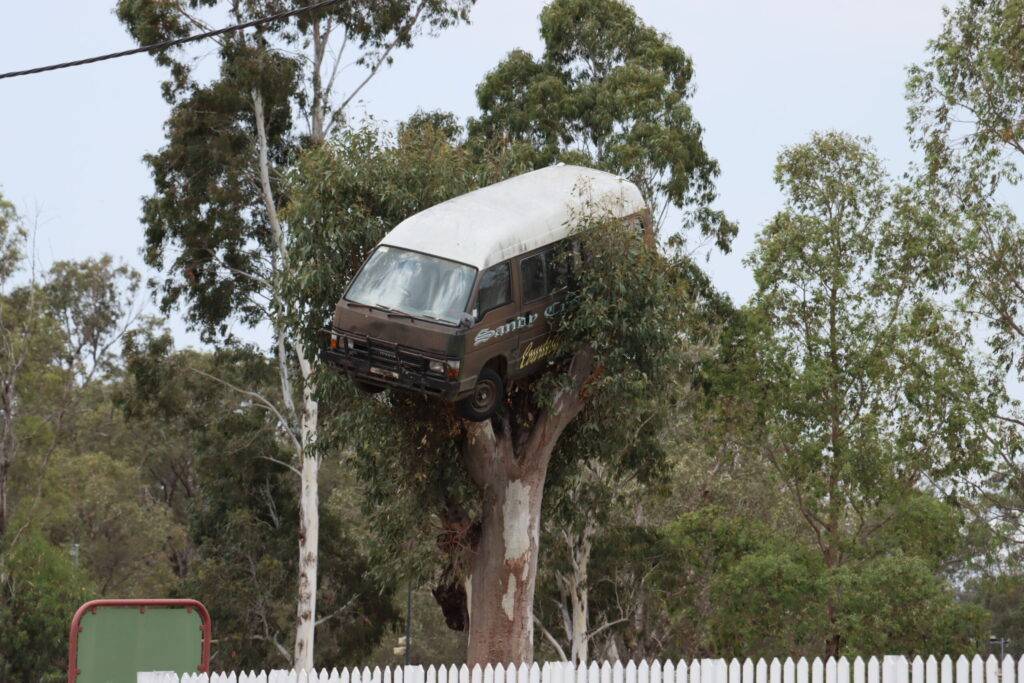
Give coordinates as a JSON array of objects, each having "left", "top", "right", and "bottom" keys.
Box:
[{"left": 322, "top": 165, "right": 649, "bottom": 420}]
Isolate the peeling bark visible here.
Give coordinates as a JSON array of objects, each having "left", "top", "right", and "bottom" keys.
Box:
[{"left": 462, "top": 350, "right": 595, "bottom": 665}]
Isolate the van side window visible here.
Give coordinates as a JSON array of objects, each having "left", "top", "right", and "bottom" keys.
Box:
[
  {"left": 547, "top": 242, "right": 574, "bottom": 291},
  {"left": 521, "top": 253, "right": 547, "bottom": 302},
  {"left": 477, "top": 262, "right": 511, "bottom": 315}
]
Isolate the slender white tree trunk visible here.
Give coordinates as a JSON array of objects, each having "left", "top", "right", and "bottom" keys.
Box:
[
  {"left": 253, "top": 89, "right": 322, "bottom": 672},
  {"left": 292, "top": 345, "right": 320, "bottom": 672},
  {"left": 554, "top": 518, "right": 593, "bottom": 664}
]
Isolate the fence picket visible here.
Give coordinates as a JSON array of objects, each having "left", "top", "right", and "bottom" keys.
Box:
[
  {"left": 639, "top": 659, "right": 650, "bottom": 683},
  {"left": 663, "top": 661, "right": 674, "bottom": 683},
  {"left": 812, "top": 659, "right": 823, "bottom": 683},
  {"left": 742, "top": 659, "right": 753, "bottom": 683},
  {"left": 986, "top": 658, "right": 998, "bottom": 683},
  {"left": 912, "top": 658, "right": 924, "bottom": 683},
  {"left": 898, "top": 657, "right": 910, "bottom": 683},
  {"left": 836, "top": 658, "right": 849, "bottom": 683},
  {"left": 956, "top": 657, "right": 969, "bottom": 683},
  {"left": 972, "top": 657, "right": 984, "bottom": 683},
  {"left": 715, "top": 661, "right": 728, "bottom": 683},
  {"left": 1003, "top": 657, "right": 1015, "bottom": 683},
  {"left": 798, "top": 659, "right": 809, "bottom": 683},
  {"left": 770, "top": 660, "right": 781, "bottom": 683},
  {"left": 758, "top": 660, "right": 768, "bottom": 683}
]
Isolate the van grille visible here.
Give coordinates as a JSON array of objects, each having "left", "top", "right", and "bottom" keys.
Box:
[{"left": 351, "top": 340, "right": 428, "bottom": 371}]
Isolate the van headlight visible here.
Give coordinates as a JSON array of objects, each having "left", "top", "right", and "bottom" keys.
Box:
[{"left": 429, "top": 359, "right": 460, "bottom": 379}]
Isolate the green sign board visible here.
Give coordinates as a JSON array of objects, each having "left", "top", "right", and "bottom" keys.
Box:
[{"left": 68, "top": 600, "right": 211, "bottom": 683}]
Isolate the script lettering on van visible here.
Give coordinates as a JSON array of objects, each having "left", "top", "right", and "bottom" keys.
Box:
[
  {"left": 473, "top": 301, "right": 567, "bottom": 347},
  {"left": 474, "top": 313, "right": 537, "bottom": 346},
  {"left": 519, "top": 338, "right": 558, "bottom": 368}
]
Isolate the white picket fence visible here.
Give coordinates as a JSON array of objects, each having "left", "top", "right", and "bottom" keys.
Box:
[{"left": 138, "top": 655, "right": 1024, "bottom": 683}]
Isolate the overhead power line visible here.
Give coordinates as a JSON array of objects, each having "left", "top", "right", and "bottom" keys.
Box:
[{"left": 0, "top": 0, "right": 343, "bottom": 81}]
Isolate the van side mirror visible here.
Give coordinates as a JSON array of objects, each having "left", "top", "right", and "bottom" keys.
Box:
[{"left": 460, "top": 311, "right": 477, "bottom": 328}]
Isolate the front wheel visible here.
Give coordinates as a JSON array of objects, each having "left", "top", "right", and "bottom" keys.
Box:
[{"left": 457, "top": 368, "right": 504, "bottom": 421}]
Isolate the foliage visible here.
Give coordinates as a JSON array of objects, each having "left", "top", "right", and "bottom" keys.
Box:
[
  {"left": 742, "top": 130, "right": 999, "bottom": 654},
  {"left": 117, "top": 0, "right": 474, "bottom": 341},
  {"left": 37, "top": 451, "right": 183, "bottom": 596},
  {"left": 908, "top": 0, "right": 1024, "bottom": 564},
  {"left": 469, "top": 0, "right": 735, "bottom": 247},
  {"left": 0, "top": 529, "right": 93, "bottom": 682},
  {"left": 120, "top": 330, "right": 401, "bottom": 668}
]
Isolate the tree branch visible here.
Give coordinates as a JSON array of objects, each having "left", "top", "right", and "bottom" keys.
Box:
[
  {"left": 188, "top": 366, "right": 301, "bottom": 453},
  {"left": 533, "top": 615, "right": 569, "bottom": 661}
]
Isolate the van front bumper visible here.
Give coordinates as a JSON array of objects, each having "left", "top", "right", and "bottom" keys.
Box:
[{"left": 319, "top": 330, "right": 469, "bottom": 400}]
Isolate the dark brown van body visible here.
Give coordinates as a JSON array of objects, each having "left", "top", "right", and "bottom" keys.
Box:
[{"left": 321, "top": 210, "right": 650, "bottom": 402}]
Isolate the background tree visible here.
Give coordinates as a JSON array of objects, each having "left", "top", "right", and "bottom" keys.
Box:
[
  {"left": 742, "top": 131, "right": 997, "bottom": 656},
  {"left": 0, "top": 194, "right": 34, "bottom": 538},
  {"left": 907, "top": 0, "right": 1024, "bottom": 563},
  {"left": 468, "top": 0, "right": 735, "bottom": 248},
  {"left": 117, "top": 0, "right": 473, "bottom": 670},
  {"left": 118, "top": 330, "right": 400, "bottom": 670}
]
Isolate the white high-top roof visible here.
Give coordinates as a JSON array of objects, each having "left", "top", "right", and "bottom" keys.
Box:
[{"left": 378, "top": 165, "right": 646, "bottom": 270}]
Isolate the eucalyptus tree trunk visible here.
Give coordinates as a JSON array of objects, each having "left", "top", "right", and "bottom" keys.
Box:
[
  {"left": 0, "top": 356, "right": 19, "bottom": 537},
  {"left": 462, "top": 351, "right": 594, "bottom": 665},
  {"left": 293, "top": 347, "right": 320, "bottom": 671},
  {"left": 556, "top": 520, "right": 594, "bottom": 664},
  {"left": 254, "top": 90, "right": 322, "bottom": 673}
]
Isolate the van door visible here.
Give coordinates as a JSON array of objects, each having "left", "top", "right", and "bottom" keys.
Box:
[
  {"left": 513, "top": 244, "right": 568, "bottom": 377},
  {"left": 465, "top": 261, "right": 518, "bottom": 379}
]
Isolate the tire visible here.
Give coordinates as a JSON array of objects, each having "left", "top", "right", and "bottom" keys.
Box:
[
  {"left": 457, "top": 367, "right": 504, "bottom": 421},
  {"left": 353, "top": 378, "right": 385, "bottom": 394}
]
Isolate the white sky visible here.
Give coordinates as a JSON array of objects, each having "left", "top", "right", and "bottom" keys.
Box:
[{"left": 0, "top": 1, "right": 956, "bottom": 350}]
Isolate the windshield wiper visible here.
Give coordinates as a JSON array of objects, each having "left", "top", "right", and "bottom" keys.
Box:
[
  {"left": 386, "top": 310, "right": 417, "bottom": 322},
  {"left": 349, "top": 301, "right": 393, "bottom": 314}
]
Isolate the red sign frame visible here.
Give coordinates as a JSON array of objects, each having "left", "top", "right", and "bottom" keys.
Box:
[{"left": 67, "top": 598, "right": 212, "bottom": 683}]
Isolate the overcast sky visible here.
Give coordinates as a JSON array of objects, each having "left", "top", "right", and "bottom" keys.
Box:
[{"left": 0, "top": 1, "right": 953, "bottom": 349}]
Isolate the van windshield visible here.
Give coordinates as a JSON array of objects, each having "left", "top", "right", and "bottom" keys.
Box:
[{"left": 346, "top": 246, "right": 476, "bottom": 325}]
